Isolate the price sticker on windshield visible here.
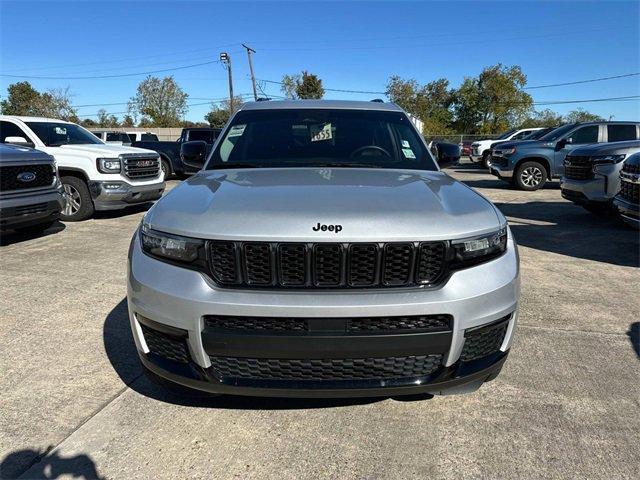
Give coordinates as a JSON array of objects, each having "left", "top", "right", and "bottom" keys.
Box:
[
  {"left": 310, "top": 123, "right": 332, "bottom": 142},
  {"left": 228, "top": 124, "right": 246, "bottom": 137}
]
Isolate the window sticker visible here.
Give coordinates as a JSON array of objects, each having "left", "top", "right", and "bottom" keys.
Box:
[
  {"left": 401, "top": 140, "right": 410, "bottom": 148},
  {"left": 310, "top": 123, "right": 333, "bottom": 142},
  {"left": 55, "top": 127, "right": 67, "bottom": 135},
  {"left": 228, "top": 124, "right": 246, "bottom": 137},
  {"left": 402, "top": 148, "right": 416, "bottom": 159}
]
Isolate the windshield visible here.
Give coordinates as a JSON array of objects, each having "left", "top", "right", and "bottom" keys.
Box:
[
  {"left": 26, "top": 122, "right": 103, "bottom": 146},
  {"left": 538, "top": 124, "right": 576, "bottom": 142},
  {"left": 497, "top": 129, "right": 517, "bottom": 140},
  {"left": 207, "top": 109, "right": 437, "bottom": 171},
  {"left": 522, "top": 128, "right": 553, "bottom": 140}
]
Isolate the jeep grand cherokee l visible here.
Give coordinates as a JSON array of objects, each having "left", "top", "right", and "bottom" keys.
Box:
[{"left": 127, "top": 100, "right": 520, "bottom": 398}]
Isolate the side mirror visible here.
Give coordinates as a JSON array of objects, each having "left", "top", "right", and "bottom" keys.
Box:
[
  {"left": 555, "top": 138, "right": 567, "bottom": 151},
  {"left": 5, "top": 136, "right": 35, "bottom": 148},
  {"left": 180, "top": 140, "right": 207, "bottom": 172}
]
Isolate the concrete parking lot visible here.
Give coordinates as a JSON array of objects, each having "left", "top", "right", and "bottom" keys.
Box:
[{"left": 1, "top": 161, "right": 638, "bottom": 480}]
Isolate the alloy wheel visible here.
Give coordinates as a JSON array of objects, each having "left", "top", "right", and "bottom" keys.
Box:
[
  {"left": 62, "top": 183, "right": 81, "bottom": 216},
  {"left": 520, "top": 166, "right": 543, "bottom": 188}
]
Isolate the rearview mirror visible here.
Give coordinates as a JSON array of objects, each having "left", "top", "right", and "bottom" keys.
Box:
[
  {"left": 5, "top": 136, "right": 35, "bottom": 148},
  {"left": 180, "top": 140, "right": 207, "bottom": 172}
]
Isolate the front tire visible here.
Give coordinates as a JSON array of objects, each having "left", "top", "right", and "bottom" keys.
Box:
[
  {"left": 515, "top": 161, "right": 547, "bottom": 191},
  {"left": 61, "top": 176, "right": 94, "bottom": 221},
  {"left": 482, "top": 151, "right": 491, "bottom": 169},
  {"left": 160, "top": 157, "right": 172, "bottom": 180}
]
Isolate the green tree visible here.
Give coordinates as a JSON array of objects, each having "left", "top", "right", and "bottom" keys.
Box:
[
  {"left": 471, "top": 64, "right": 533, "bottom": 134},
  {"left": 451, "top": 78, "right": 482, "bottom": 133},
  {"left": 385, "top": 76, "right": 454, "bottom": 134},
  {"left": 296, "top": 71, "right": 324, "bottom": 99},
  {"left": 129, "top": 75, "right": 188, "bottom": 127},
  {"left": 80, "top": 118, "right": 97, "bottom": 128},
  {"left": 122, "top": 115, "right": 135, "bottom": 127},
  {"left": 0, "top": 82, "right": 77, "bottom": 120},
  {"left": 205, "top": 97, "right": 244, "bottom": 128},
  {"left": 521, "top": 109, "right": 564, "bottom": 128},
  {"left": 563, "top": 108, "right": 604, "bottom": 123},
  {"left": 280, "top": 74, "right": 301, "bottom": 99},
  {"left": 96, "top": 109, "right": 120, "bottom": 127}
]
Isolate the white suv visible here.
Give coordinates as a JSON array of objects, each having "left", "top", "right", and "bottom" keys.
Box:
[
  {"left": 471, "top": 128, "right": 543, "bottom": 166},
  {"left": 0, "top": 116, "right": 165, "bottom": 221}
]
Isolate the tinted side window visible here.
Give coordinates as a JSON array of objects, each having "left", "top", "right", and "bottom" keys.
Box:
[
  {"left": 569, "top": 126, "right": 599, "bottom": 144},
  {"left": 141, "top": 133, "right": 158, "bottom": 141},
  {"left": 0, "top": 121, "right": 30, "bottom": 142},
  {"left": 187, "top": 130, "right": 214, "bottom": 142},
  {"left": 127, "top": 133, "right": 137, "bottom": 142},
  {"left": 607, "top": 125, "right": 637, "bottom": 142},
  {"left": 106, "top": 133, "right": 119, "bottom": 141},
  {"left": 512, "top": 131, "right": 530, "bottom": 140}
]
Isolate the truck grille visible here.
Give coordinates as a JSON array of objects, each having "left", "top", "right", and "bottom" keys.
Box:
[
  {"left": 209, "top": 354, "right": 444, "bottom": 381},
  {"left": 0, "top": 164, "right": 55, "bottom": 191},
  {"left": 490, "top": 156, "right": 508, "bottom": 168},
  {"left": 619, "top": 178, "right": 639, "bottom": 203},
  {"left": 564, "top": 156, "right": 593, "bottom": 180},
  {"left": 203, "top": 314, "right": 453, "bottom": 334},
  {"left": 122, "top": 154, "right": 161, "bottom": 179},
  {"left": 208, "top": 241, "right": 447, "bottom": 289}
]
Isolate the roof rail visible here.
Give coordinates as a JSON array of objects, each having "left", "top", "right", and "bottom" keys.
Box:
[
  {"left": 370, "top": 98, "right": 384, "bottom": 103},
  {"left": 256, "top": 97, "right": 271, "bottom": 102}
]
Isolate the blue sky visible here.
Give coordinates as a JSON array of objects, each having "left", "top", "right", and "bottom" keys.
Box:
[{"left": 1, "top": 0, "right": 639, "bottom": 124}]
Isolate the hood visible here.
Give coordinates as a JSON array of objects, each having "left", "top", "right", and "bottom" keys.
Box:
[
  {"left": 0, "top": 143, "right": 53, "bottom": 163},
  {"left": 145, "top": 168, "right": 503, "bottom": 242},
  {"left": 57, "top": 144, "right": 158, "bottom": 157},
  {"left": 497, "top": 140, "right": 544, "bottom": 150},
  {"left": 570, "top": 140, "right": 640, "bottom": 156}
]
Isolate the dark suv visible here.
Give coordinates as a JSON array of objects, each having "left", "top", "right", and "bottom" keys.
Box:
[{"left": 489, "top": 122, "right": 640, "bottom": 190}]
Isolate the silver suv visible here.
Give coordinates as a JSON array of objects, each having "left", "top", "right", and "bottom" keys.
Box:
[
  {"left": 127, "top": 100, "right": 520, "bottom": 398},
  {"left": 561, "top": 140, "right": 640, "bottom": 213}
]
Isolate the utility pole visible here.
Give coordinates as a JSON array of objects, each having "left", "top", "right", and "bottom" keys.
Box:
[
  {"left": 242, "top": 44, "right": 258, "bottom": 101},
  {"left": 220, "top": 52, "right": 234, "bottom": 113}
]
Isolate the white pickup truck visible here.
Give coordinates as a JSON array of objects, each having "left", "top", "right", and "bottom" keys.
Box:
[
  {"left": 0, "top": 116, "right": 165, "bottom": 221},
  {"left": 471, "top": 128, "right": 543, "bottom": 167}
]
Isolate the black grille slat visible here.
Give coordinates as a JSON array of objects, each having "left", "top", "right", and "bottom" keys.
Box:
[
  {"left": 123, "top": 156, "right": 161, "bottom": 179},
  {"left": 564, "top": 156, "right": 593, "bottom": 180},
  {"left": 313, "top": 244, "right": 343, "bottom": 286},
  {"left": 14, "top": 203, "right": 48, "bottom": 215},
  {"left": 278, "top": 244, "right": 307, "bottom": 285},
  {"left": 209, "top": 355, "right": 444, "bottom": 381},
  {"left": 382, "top": 244, "right": 414, "bottom": 286},
  {"left": 619, "top": 180, "right": 639, "bottom": 203},
  {"left": 140, "top": 324, "right": 190, "bottom": 363},
  {"left": 0, "top": 164, "right": 55, "bottom": 191},
  {"left": 243, "top": 243, "right": 272, "bottom": 285},
  {"left": 209, "top": 242, "right": 240, "bottom": 284},
  {"left": 460, "top": 317, "right": 510, "bottom": 362},
  {"left": 348, "top": 244, "right": 378, "bottom": 286},
  {"left": 203, "top": 314, "right": 452, "bottom": 334},
  {"left": 208, "top": 241, "right": 447, "bottom": 289}
]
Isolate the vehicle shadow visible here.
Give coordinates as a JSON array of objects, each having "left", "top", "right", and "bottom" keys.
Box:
[
  {"left": 92, "top": 203, "right": 153, "bottom": 220},
  {"left": 0, "top": 446, "right": 104, "bottom": 480},
  {"left": 496, "top": 201, "right": 640, "bottom": 267},
  {"left": 104, "top": 299, "right": 402, "bottom": 410},
  {"left": 0, "top": 220, "right": 66, "bottom": 246},
  {"left": 628, "top": 323, "right": 640, "bottom": 359}
]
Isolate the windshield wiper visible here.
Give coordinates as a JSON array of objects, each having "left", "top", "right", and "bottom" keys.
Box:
[
  {"left": 310, "top": 163, "right": 384, "bottom": 168},
  {"left": 211, "top": 163, "right": 263, "bottom": 169}
]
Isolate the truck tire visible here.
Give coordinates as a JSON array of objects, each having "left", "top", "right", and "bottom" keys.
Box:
[
  {"left": 160, "top": 157, "right": 172, "bottom": 180},
  {"left": 515, "top": 161, "right": 546, "bottom": 191},
  {"left": 61, "top": 176, "right": 94, "bottom": 222},
  {"left": 482, "top": 151, "right": 491, "bottom": 169}
]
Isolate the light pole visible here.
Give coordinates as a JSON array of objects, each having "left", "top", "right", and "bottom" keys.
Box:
[{"left": 220, "top": 52, "right": 234, "bottom": 113}]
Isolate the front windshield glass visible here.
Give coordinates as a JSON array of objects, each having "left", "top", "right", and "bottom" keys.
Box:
[
  {"left": 497, "top": 129, "right": 517, "bottom": 140},
  {"left": 207, "top": 109, "right": 437, "bottom": 171},
  {"left": 538, "top": 124, "right": 576, "bottom": 142},
  {"left": 522, "top": 128, "right": 553, "bottom": 140},
  {"left": 26, "top": 122, "right": 103, "bottom": 146}
]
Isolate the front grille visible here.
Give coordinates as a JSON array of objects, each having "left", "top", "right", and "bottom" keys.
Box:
[
  {"left": 140, "top": 323, "right": 190, "bottom": 363},
  {"left": 0, "top": 164, "right": 55, "bottom": 191},
  {"left": 460, "top": 316, "right": 510, "bottom": 362},
  {"left": 564, "top": 156, "right": 593, "bottom": 180},
  {"left": 14, "top": 203, "right": 48, "bottom": 215},
  {"left": 209, "top": 355, "right": 444, "bottom": 381},
  {"left": 208, "top": 241, "right": 447, "bottom": 289},
  {"left": 619, "top": 179, "right": 639, "bottom": 203},
  {"left": 490, "top": 156, "right": 508, "bottom": 168},
  {"left": 203, "top": 314, "right": 453, "bottom": 335},
  {"left": 622, "top": 162, "right": 640, "bottom": 175},
  {"left": 122, "top": 154, "right": 161, "bottom": 179}
]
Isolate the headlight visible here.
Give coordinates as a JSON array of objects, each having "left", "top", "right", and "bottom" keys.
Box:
[
  {"left": 500, "top": 147, "right": 516, "bottom": 155},
  {"left": 451, "top": 227, "right": 507, "bottom": 266},
  {"left": 97, "top": 157, "right": 121, "bottom": 173},
  {"left": 592, "top": 154, "right": 626, "bottom": 165},
  {"left": 140, "top": 224, "right": 204, "bottom": 263}
]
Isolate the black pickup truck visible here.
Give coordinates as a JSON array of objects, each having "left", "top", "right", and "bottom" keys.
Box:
[{"left": 133, "top": 127, "right": 221, "bottom": 178}]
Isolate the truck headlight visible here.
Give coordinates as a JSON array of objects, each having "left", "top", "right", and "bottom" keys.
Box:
[
  {"left": 97, "top": 158, "right": 121, "bottom": 173},
  {"left": 451, "top": 227, "right": 507, "bottom": 266},
  {"left": 140, "top": 224, "right": 204, "bottom": 263},
  {"left": 500, "top": 147, "right": 516, "bottom": 155},
  {"left": 592, "top": 154, "right": 625, "bottom": 165}
]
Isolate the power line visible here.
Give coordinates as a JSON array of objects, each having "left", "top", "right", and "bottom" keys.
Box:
[
  {"left": 525, "top": 72, "right": 640, "bottom": 89},
  {"left": 532, "top": 95, "right": 640, "bottom": 105},
  {"left": 0, "top": 60, "right": 221, "bottom": 80},
  {"left": 258, "top": 78, "right": 385, "bottom": 95}
]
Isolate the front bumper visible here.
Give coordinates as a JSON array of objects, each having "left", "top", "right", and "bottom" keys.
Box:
[
  {"left": 613, "top": 195, "right": 640, "bottom": 227},
  {"left": 127, "top": 232, "right": 520, "bottom": 397},
  {"left": 560, "top": 175, "right": 614, "bottom": 205},
  {"left": 490, "top": 164, "right": 513, "bottom": 180},
  {"left": 88, "top": 180, "right": 165, "bottom": 211},
  {"left": 0, "top": 189, "right": 64, "bottom": 229}
]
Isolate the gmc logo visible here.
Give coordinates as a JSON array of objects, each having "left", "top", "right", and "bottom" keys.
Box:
[{"left": 312, "top": 223, "right": 342, "bottom": 233}]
